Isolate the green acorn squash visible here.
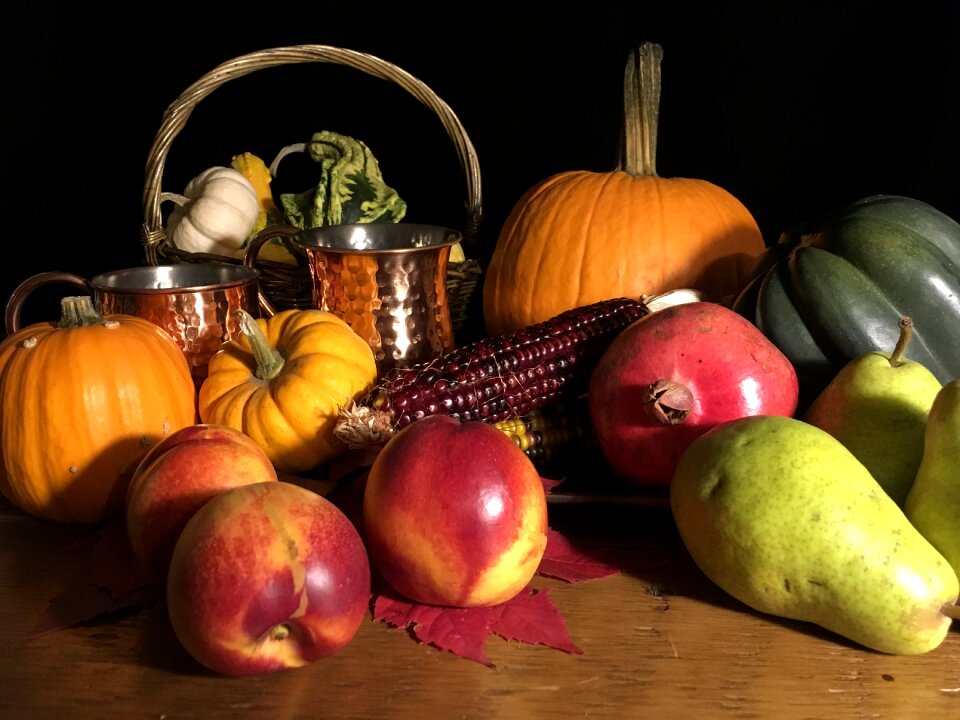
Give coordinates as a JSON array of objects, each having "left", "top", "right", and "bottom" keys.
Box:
[{"left": 732, "top": 195, "right": 960, "bottom": 407}]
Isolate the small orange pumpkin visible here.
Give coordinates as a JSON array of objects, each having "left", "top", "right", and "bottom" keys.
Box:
[
  {"left": 0, "top": 296, "right": 197, "bottom": 523},
  {"left": 198, "top": 308, "right": 378, "bottom": 473},
  {"left": 482, "top": 43, "right": 765, "bottom": 336}
]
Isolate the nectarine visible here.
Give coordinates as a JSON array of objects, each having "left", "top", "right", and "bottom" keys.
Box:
[
  {"left": 167, "top": 481, "right": 371, "bottom": 676},
  {"left": 125, "top": 423, "right": 278, "bottom": 580},
  {"left": 362, "top": 415, "right": 548, "bottom": 608}
]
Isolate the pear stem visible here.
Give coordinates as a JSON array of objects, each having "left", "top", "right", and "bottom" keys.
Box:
[
  {"left": 889, "top": 316, "right": 913, "bottom": 367},
  {"left": 941, "top": 602, "right": 960, "bottom": 620}
]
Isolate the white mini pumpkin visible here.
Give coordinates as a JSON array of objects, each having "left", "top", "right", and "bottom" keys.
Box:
[{"left": 163, "top": 166, "right": 259, "bottom": 257}]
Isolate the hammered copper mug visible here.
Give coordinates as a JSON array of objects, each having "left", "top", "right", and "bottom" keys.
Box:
[
  {"left": 247, "top": 223, "right": 460, "bottom": 374},
  {"left": 4, "top": 264, "right": 261, "bottom": 384}
]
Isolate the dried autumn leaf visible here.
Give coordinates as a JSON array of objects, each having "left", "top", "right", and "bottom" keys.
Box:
[
  {"left": 485, "top": 586, "right": 584, "bottom": 653},
  {"left": 373, "top": 592, "right": 496, "bottom": 666},
  {"left": 536, "top": 528, "right": 620, "bottom": 583},
  {"left": 540, "top": 475, "right": 563, "bottom": 493},
  {"left": 372, "top": 586, "right": 581, "bottom": 667}
]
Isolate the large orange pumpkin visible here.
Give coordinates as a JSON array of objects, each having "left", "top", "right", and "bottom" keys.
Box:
[
  {"left": 482, "top": 43, "right": 765, "bottom": 336},
  {"left": 0, "top": 296, "right": 197, "bottom": 523}
]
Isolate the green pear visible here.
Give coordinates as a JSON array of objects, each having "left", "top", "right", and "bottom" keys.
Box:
[
  {"left": 670, "top": 415, "right": 959, "bottom": 655},
  {"left": 906, "top": 379, "right": 960, "bottom": 578},
  {"left": 804, "top": 316, "right": 941, "bottom": 506}
]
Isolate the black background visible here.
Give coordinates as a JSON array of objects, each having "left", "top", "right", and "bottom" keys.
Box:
[{"left": 2, "top": 1, "right": 958, "bottom": 329}]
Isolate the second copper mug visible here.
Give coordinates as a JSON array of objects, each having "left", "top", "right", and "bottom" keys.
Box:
[
  {"left": 4, "top": 263, "right": 260, "bottom": 384},
  {"left": 248, "top": 223, "right": 460, "bottom": 374}
]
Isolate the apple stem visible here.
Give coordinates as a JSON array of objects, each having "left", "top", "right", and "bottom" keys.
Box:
[
  {"left": 941, "top": 602, "right": 960, "bottom": 621},
  {"left": 889, "top": 316, "right": 913, "bottom": 367},
  {"left": 235, "top": 309, "right": 285, "bottom": 381},
  {"left": 644, "top": 379, "right": 694, "bottom": 424}
]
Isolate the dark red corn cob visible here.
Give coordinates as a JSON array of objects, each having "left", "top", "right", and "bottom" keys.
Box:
[{"left": 334, "top": 297, "right": 649, "bottom": 448}]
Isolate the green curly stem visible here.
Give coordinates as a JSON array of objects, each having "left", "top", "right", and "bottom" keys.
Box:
[{"left": 236, "top": 309, "right": 285, "bottom": 381}]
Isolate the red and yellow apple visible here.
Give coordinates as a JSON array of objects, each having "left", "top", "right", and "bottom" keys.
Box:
[
  {"left": 166, "top": 481, "right": 371, "bottom": 676},
  {"left": 125, "top": 423, "right": 278, "bottom": 580},
  {"left": 362, "top": 414, "right": 548, "bottom": 608}
]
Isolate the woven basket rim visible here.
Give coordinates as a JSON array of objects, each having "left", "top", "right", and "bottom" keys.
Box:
[{"left": 139, "top": 44, "right": 484, "bottom": 268}]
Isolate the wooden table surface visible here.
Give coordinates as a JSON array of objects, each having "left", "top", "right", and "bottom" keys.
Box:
[{"left": 2, "top": 486, "right": 959, "bottom": 720}]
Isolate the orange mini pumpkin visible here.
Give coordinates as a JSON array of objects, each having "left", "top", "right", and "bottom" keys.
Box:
[
  {"left": 482, "top": 43, "right": 765, "bottom": 336},
  {"left": 198, "top": 308, "right": 378, "bottom": 474},
  {"left": 0, "top": 296, "right": 197, "bottom": 523}
]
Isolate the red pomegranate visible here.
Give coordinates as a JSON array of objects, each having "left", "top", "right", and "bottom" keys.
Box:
[{"left": 588, "top": 301, "right": 799, "bottom": 489}]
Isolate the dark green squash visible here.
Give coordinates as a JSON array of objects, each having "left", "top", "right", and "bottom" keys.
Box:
[{"left": 732, "top": 195, "right": 960, "bottom": 407}]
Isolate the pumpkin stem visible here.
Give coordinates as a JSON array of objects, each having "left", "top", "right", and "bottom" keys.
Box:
[
  {"left": 58, "top": 296, "right": 106, "bottom": 328},
  {"left": 889, "top": 316, "right": 914, "bottom": 367},
  {"left": 619, "top": 42, "right": 662, "bottom": 177},
  {"left": 236, "top": 309, "right": 285, "bottom": 381}
]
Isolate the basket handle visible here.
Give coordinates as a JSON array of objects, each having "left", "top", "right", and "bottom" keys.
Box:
[{"left": 141, "top": 45, "right": 483, "bottom": 265}]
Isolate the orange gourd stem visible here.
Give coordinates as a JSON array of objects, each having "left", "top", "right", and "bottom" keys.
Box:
[
  {"left": 620, "top": 42, "right": 663, "bottom": 177},
  {"left": 57, "top": 296, "right": 110, "bottom": 328},
  {"left": 236, "top": 310, "right": 284, "bottom": 381}
]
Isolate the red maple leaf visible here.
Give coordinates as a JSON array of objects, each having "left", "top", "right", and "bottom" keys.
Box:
[
  {"left": 540, "top": 475, "right": 563, "bottom": 493},
  {"left": 372, "top": 585, "right": 582, "bottom": 667},
  {"left": 536, "top": 528, "right": 620, "bottom": 582}
]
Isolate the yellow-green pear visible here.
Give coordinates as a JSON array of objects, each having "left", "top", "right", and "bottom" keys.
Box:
[
  {"left": 803, "top": 317, "right": 941, "bottom": 506},
  {"left": 670, "top": 415, "right": 959, "bottom": 655},
  {"left": 906, "top": 379, "right": 960, "bottom": 578}
]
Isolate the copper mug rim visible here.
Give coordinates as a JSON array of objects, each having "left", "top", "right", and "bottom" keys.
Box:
[
  {"left": 243, "top": 223, "right": 463, "bottom": 318},
  {"left": 87, "top": 263, "right": 260, "bottom": 294},
  {"left": 290, "top": 223, "right": 462, "bottom": 254},
  {"left": 4, "top": 264, "right": 261, "bottom": 337}
]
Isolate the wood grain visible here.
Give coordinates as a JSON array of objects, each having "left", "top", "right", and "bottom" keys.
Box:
[{"left": 1, "top": 498, "right": 958, "bottom": 719}]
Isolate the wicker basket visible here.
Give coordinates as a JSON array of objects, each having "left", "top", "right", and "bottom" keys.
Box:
[{"left": 140, "top": 45, "right": 484, "bottom": 333}]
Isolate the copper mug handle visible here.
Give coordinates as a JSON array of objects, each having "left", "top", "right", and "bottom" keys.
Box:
[
  {"left": 242, "top": 226, "right": 302, "bottom": 318},
  {"left": 5, "top": 271, "right": 89, "bottom": 336}
]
